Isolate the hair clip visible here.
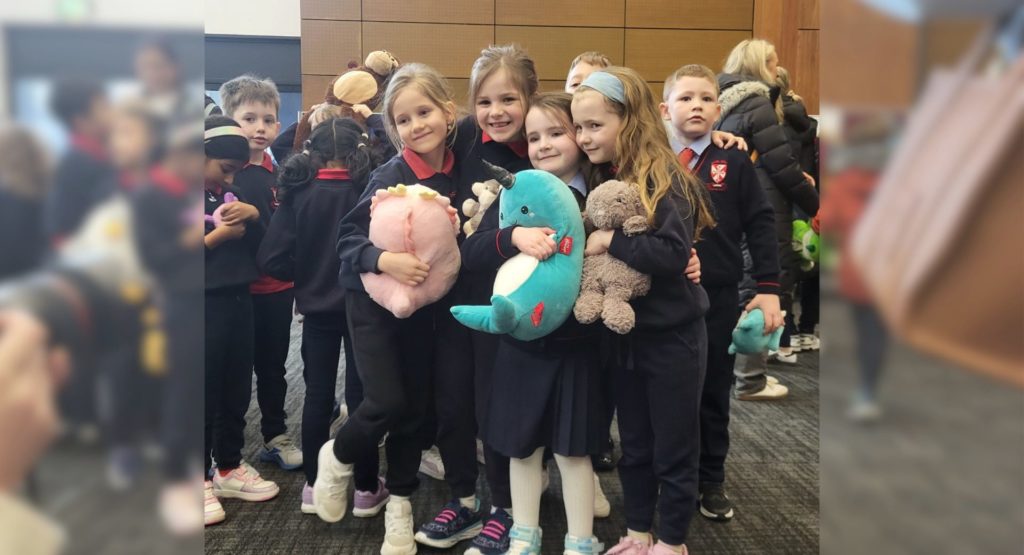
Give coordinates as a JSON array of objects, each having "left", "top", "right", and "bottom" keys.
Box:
[
  {"left": 357, "top": 142, "right": 367, "bottom": 149},
  {"left": 361, "top": 133, "right": 369, "bottom": 139}
]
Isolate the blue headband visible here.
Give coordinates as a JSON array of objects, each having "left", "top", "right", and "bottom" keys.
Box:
[{"left": 580, "top": 71, "right": 626, "bottom": 104}]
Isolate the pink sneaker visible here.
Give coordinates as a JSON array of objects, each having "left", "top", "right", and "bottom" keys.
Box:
[
  {"left": 300, "top": 482, "right": 316, "bottom": 514},
  {"left": 651, "top": 542, "right": 689, "bottom": 555},
  {"left": 353, "top": 477, "right": 390, "bottom": 517},
  {"left": 605, "top": 536, "right": 652, "bottom": 555},
  {"left": 204, "top": 481, "right": 225, "bottom": 526},
  {"left": 211, "top": 462, "right": 280, "bottom": 502}
]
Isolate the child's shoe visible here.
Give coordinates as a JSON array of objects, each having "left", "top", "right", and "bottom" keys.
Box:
[
  {"left": 419, "top": 446, "right": 445, "bottom": 480},
  {"left": 564, "top": 534, "right": 604, "bottom": 554},
  {"left": 593, "top": 473, "right": 610, "bottom": 518},
  {"left": 415, "top": 498, "right": 483, "bottom": 548},
  {"left": 768, "top": 349, "right": 798, "bottom": 364},
  {"left": 505, "top": 524, "right": 542, "bottom": 555},
  {"left": 300, "top": 482, "right": 316, "bottom": 514},
  {"left": 650, "top": 542, "right": 689, "bottom": 555},
  {"left": 605, "top": 535, "right": 652, "bottom": 555},
  {"left": 698, "top": 481, "right": 735, "bottom": 521},
  {"left": 353, "top": 476, "right": 391, "bottom": 517},
  {"left": 260, "top": 434, "right": 303, "bottom": 470},
  {"left": 464, "top": 507, "right": 513, "bottom": 554},
  {"left": 382, "top": 497, "right": 417, "bottom": 555},
  {"left": 203, "top": 480, "right": 225, "bottom": 526},
  {"left": 211, "top": 462, "right": 279, "bottom": 502},
  {"left": 158, "top": 479, "right": 202, "bottom": 535},
  {"left": 312, "top": 439, "right": 353, "bottom": 522},
  {"left": 736, "top": 380, "right": 789, "bottom": 401}
]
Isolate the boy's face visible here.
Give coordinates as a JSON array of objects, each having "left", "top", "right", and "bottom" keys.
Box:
[
  {"left": 566, "top": 62, "right": 598, "bottom": 93},
  {"left": 230, "top": 101, "right": 280, "bottom": 154},
  {"left": 204, "top": 158, "right": 244, "bottom": 189},
  {"left": 660, "top": 76, "right": 721, "bottom": 141}
]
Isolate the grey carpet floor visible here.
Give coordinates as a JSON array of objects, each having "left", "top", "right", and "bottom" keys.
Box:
[{"left": 202, "top": 316, "right": 821, "bottom": 554}]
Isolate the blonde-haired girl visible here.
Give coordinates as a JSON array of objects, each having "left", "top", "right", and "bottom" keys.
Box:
[{"left": 571, "top": 66, "right": 713, "bottom": 555}]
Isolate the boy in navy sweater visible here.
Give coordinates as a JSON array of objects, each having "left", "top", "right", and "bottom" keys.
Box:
[
  {"left": 219, "top": 75, "right": 302, "bottom": 470},
  {"left": 661, "top": 64, "right": 784, "bottom": 522}
]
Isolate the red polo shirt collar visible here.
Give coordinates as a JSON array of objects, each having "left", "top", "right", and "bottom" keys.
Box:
[
  {"left": 481, "top": 131, "right": 528, "bottom": 158},
  {"left": 151, "top": 166, "right": 188, "bottom": 197},
  {"left": 317, "top": 168, "right": 351, "bottom": 180},
  {"left": 70, "top": 133, "right": 108, "bottom": 162},
  {"left": 245, "top": 151, "right": 274, "bottom": 173},
  {"left": 402, "top": 147, "right": 454, "bottom": 180}
]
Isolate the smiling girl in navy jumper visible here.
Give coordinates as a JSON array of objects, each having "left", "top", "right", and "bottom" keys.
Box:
[
  {"left": 572, "top": 68, "right": 715, "bottom": 555},
  {"left": 257, "top": 117, "right": 389, "bottom": 517},
  {"left": 313, "top": 63, "right": 460, "bottom": 555}
]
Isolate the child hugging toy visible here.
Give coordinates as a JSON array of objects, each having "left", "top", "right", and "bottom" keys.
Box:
[
  {"left": 204, "top": 192, "right": 238, "bottom": 227},
  {"left": 361, "top": 184, "right": 462, "bottom": 318},
  {"left": 451, "top": 165, "right": 585, "bottom": 341},
  {"left": 573, "top": 180, "right": 653, "bottom": 334}
]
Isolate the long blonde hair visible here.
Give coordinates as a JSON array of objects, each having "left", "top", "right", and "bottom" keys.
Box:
[
  {"left": 723, "top": 38, "right": 784, "bottom": 121},
  {"left": 576, "top": 66, "right": 714, "bottom": 238},
  {"left": 775, "top": 66, "right": 803, "bottom": 103},
  {"left": 0, "top": 124, "right": 50, "bottom": 199},
  {"left": 381, "top": 63, "right": 457, "bottom": 150}
]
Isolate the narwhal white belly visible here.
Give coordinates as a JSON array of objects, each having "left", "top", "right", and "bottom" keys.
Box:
[{"left": 493, "top": 253, "right": 539, "bottom": 297}]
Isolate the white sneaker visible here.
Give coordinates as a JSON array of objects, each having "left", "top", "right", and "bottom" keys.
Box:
[
  {"left": 766, "top": 375, "right": 780, "bottom": 385},
  {"left": 159, "top": 479, "right": 203, "bottom": 535},
  {"left": 382, "top": 497, "right": 418, "bottom": 555},
  {"left": 313, "top": 439, "right": 353, "bottom": 522},
  {"left": 593, "top": 473, "right": 610, "bottom": 518},
  {"left": 260, "top": 434, "right": 304, "bottom": 470},
  {"left": 801, "top": 334, "right": 820, "bottom": 351},
  {"left": 211, "top": 462, "right": 280, "bottom": 502},
  {"left": 768, "top": 349, "right": 798, "bottom": 364},
  {"left": 737, "top": 381, "right": 789, "bottom": 401},
  {"left": 329, "top": 404, "right": 348, "bottom": 439},
  {"left": 204, "top": 480, "right": 225, "bottom": 526},
  {"left": 419, "top": 446, "right": 445, "bottom": 481},
  {"left": 848, "top": 397, "right": 883, "bottom": 423}
]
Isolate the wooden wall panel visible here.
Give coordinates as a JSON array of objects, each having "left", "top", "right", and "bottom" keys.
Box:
[
  {"left": 625, "top": 0, "right": 754, "bottom": 30},
  {"left": 495, "top": 26, "right": 624, "bottom": 81},
  {"left": 363, "top": 0, "right": 494, "bottom": 25},
  {"left": 495, "top": 0, "right": 625, "bottom": 27},
  {"left": 795, "top": 29, "right": 818, "bottom": 113},
  {"left": 798, "top": 0, "right": 819, "bottom": 29},
  {"left": 300, "top": 20, "right": 361, "bottom": 76},
  {"left": 362, "top": 22, "right": 494, "bottom": 78},
  {"left": 625, "top": 29, "right": 751, "bottom": 82},
  {"left": 301, "top": 0, "right": 360, "bottom": 21},
  {"left": 301, "top": 74, "right": 337, "bottom": 113}
]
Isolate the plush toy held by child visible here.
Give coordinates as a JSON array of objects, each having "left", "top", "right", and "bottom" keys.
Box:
[
  {"left": 361, "top": 184, "right": 461, "bottom": 318},
  {"left": 573, "top": 180, "right": 652, "bottom": 334}
]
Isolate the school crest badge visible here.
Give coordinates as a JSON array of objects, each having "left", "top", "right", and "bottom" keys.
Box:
[{"left": 711, "top": 161, "right": 727, "bottom": 184}]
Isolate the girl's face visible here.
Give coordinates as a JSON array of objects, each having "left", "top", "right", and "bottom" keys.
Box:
[
  {"left": 526, "top": 107, "right": 581, "bottom": 182},
  {"left": 110, "top": 113, "right": 153, "bottom": 171},
  {"left": 474, "top": 68, "right": 526, "bottom": 143},
  {"left": 766, "top": 51, "right": 779, "bottom": 81},
  {"left": 392, "top": 86, "right": 451, "bottom": 157},
  {"left": 571, "top": 90, "right": 622, "bottom": 165},
  {"left": 204, "top": 157, "right": 244, "bottom": 189}
]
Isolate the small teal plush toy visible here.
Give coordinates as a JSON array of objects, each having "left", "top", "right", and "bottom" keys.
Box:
[
  {"left": 792, "top": 219, "right": 820, "bottom": 271},
  {"left": 728, "top": 309, "right": 784, "bottom": 355},
  {"left": 450, "top": 164, "right": 585, "bottom": 341}
]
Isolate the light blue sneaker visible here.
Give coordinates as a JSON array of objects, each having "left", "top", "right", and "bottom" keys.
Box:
[
  {"left": 259, "top": 434, "right": 303, "bottom": 470},
  {"left": 564, "top": 534, "right": 605, "bottom": 555},
  {"left": 504, "top": 524, "right": 542, "bottom": 555}
]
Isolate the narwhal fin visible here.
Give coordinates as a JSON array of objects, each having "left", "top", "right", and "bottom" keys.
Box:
[{"left": 450, "top": 295, "right": 517, "bottom": 335}]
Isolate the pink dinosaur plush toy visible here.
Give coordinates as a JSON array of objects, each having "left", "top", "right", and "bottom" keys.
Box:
[
  {"left": 204, "top": 192, "right": 238, "bottom": 227},
  {"left": 361, "top": 184, "right": 462, "bottom": 318}
]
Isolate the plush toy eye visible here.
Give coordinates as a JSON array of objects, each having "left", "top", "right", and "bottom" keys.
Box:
[{"left": 520, "top": 205, "right": 529, "bottom": 214}]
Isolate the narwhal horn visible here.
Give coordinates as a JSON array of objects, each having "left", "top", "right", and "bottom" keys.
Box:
[{"left": 482, "top": 160, "right": 515, "bottom": 190}]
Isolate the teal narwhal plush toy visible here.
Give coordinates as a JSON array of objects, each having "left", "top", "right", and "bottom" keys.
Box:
[
  {"left": 728, "top": 308, "right": 785, "bottom": 355},
  {"left": 450, "top": 163, "right": 585, "bottom": 341}
]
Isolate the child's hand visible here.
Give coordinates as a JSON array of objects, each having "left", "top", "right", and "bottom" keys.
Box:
[
  {"left": 352, "top": 104, "right": 373, "bottom": 119},
  {"left": 219, "top": 202, "right": 260, "bottom": 226},
  {"left": 745, "top": 294, "right": 783, "bottom": 334},
  {"left": 512, "top": 227, "right": 557, "bottom": 260},
  {"left": 584, "top": 229, "right": 614, "bottom": 256},
  {"left": 219, "top": 222, "right": 246, "bottom": 242},
  {"left": 802, "top": 171, "right": 816, "bottom": 188},
  {"left": 685, "top": 248, "right": 701, "bottom": 284},
  {"left": 711, "top": 131, "right": 748, "bottom": 151},
  {"left": 378, "top": 252, "right": 430, "bottom": 286},
  {"left": 179, "top": 220, "right": 205, "bottom": 249}
]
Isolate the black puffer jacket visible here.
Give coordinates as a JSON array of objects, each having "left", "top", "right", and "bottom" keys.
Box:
[
  {"left": 781, "top": 94, "right": 819, "bottom": 187},
  {"left": 714, "top": 73, "right": 818, "bottom": 216}
]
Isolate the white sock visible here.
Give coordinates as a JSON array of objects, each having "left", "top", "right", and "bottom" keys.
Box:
[
  {"left": 508, "top": 447, "right": 545, "bottom": 527},
  {"left": 554, "top": 454, "right": 594, "bottom": 538},
  {"left": 627, "top": 529, "right": 653, "bottom": 544},
  {"left": 459, "top": 495, "right": 477, "bottom": 510}
]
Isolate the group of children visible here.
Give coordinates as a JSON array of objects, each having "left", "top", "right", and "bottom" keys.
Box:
[{"left": 202, "top": 38, "right": 818, "bottom": 555}]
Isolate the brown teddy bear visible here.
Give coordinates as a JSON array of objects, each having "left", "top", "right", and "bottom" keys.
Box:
[{"left": 573, "top": 180, "right": 652, "bottom": 334}]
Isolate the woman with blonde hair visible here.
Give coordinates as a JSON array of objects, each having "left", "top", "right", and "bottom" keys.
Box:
[{"left": 716, "top": 38, "right": 818, "bottom": 378}]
